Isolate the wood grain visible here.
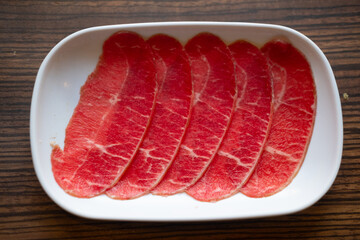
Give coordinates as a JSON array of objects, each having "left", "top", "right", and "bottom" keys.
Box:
[{"left": 1, "top": 0, "right": 359, "bottom": 239}]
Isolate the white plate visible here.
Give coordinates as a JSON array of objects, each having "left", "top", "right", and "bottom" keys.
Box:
[{"left": 30, "top": 22, "right": 343, "bottom": 221}]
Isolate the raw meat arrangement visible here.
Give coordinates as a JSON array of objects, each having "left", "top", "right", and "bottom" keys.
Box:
[
  {"left": 51, "top": 31, "right": 316, "bottom": 201},
  {"left": 152, "top": 33, "right": 237, "bottom": 195},
  {"left": 51, "top": 31, "right": 158, "bottom": 197},
  {"left": 187, "top": 40, "right": 273, "bottom": 202},
  {"left": 241, "top": 40, "right": 317, "bottom": 198},
  {"left": 106, "top": 34, "right": 193, "bottom": 199}
]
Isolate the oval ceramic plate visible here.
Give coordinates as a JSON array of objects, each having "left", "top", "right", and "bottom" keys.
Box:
[{"left": 30, "top": 22, "right": 343, "bottom": 221}]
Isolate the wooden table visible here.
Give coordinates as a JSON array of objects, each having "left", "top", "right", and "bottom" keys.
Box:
[{"left": 1, "top": 0, "right": 359, "bottom": 239}]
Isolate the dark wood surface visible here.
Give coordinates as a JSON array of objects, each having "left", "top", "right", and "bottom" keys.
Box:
[{"left": 1, "top": 0, "right": 359, "bottom": 239}]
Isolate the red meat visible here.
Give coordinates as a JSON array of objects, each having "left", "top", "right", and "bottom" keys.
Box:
[
  {"left": 51, "top": 31, "right": 158, "bottom": 198},
  {"left": 241, "top": 40, "right": 317, "bottom": 198},
  {"left": 152, "top": 33, "right": 237, "bottom": 195},
  {"left": 187, "top": 41, "right": 273, "bottom": 202},
  {"left": 106, "top": 34, "right": 193, "bottom": 199}
]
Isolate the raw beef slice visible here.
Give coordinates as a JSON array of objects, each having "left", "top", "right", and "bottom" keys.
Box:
[
  {"left": 187, "top": 40, "right": 273, "bottom": 202},
  {"left": 241, "top": 39, "right": 317, "bottom": 198},
  {"left": 152, "top": 32, "right": 237, "bottom": 195},
  {"left": 106, "top": 34, "right": 193, "bottom": 199},
  {"left": 51, "top": 31, "right": 158, "bottom": 198}
]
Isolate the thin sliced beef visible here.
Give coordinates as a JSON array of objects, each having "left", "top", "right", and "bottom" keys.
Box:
[
  {"left": 187, "top": 41, "right": 273, "bottom": 202},
  {"left": 241, "top": 39, "right": 317, "bottom": 198},
  {"left": 51, "top": 31, "right": 158, "bottom": 198},
  {"left": 152, "top": 32, "right": 237, "bottom": 195},
  {"left": 106, "top": 34, "right": 193, "bottom": 199}
]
